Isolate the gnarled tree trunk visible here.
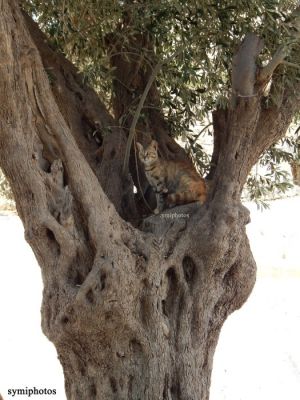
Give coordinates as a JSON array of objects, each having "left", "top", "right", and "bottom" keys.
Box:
[{"left": 0, "top": 1, "right": 299, "bottom": 399}]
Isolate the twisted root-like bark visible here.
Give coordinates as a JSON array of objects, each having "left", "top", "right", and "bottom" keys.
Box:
[
  {"left": 49, "top": 202, "right": 256, "bottom": 400},
  {"left": 0, "top": 2, "right": 298, "bottom": 400}
]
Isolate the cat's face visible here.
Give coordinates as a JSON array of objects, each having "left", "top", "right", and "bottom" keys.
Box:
[{"left": 137, "top": 140, "right": 158, "bottom": 166}]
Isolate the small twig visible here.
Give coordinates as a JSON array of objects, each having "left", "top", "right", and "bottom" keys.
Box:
[
  {"left": 282, "top": 60, "right": 300, "bottom": 69},
  {"left": 122, "top": 44, "right": 186, "bottom": 175},
  {"left": 122, "top": 61, "right": 162, "bottom": 175},
  {"left": 190, "top": 123, "right": 212, "bottom": 145}
]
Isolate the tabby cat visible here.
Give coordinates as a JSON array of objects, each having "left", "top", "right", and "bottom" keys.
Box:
[{"left": 137, "top": 140, "right": 206, "bottom": 214}]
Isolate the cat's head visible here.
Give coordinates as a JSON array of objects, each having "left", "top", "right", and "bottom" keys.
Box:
[{"left": 136, "top": 140, "right": 158, "bottom": 166}]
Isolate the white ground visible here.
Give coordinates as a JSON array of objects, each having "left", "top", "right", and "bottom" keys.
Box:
[{"left": 0, "top": 196, "right": 300, "bottom": 400}]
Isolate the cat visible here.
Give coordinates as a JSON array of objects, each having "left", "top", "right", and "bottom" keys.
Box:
[{"left": 137, "top": 140, "right": 206, "bottom": 214}]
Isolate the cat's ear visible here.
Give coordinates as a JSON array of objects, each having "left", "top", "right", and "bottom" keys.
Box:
[
  {"left": 151, "top": 140, "right": 158, "bottom": 151},
  {"left": 136, "top": 142, "right": 144, "bottom": 156}
]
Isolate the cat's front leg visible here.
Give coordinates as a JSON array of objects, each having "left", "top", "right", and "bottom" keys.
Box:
[
  {"left": 154, "top": 192, "right": 165, "bottom": 214},
  {"left": 156, "top": 180, "right": 168, "bottom": 194}
]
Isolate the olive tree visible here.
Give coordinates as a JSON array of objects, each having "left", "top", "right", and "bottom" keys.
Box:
[{"left": 0, "top": 0, "right": 300, "bottom": 398}]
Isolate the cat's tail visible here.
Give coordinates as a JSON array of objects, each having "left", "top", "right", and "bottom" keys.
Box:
[{"left": 167, "top": 184, "right": 206, "bottom": 206}]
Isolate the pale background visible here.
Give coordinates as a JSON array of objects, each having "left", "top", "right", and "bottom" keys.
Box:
[{"left": 0, "top": 196, "right": 299, "bottom": 399}]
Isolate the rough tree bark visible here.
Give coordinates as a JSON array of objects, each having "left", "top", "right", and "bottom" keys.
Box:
[
  {"left": 0, "top": 1, "right": 299, "bottom": 400},
  {"left": 106, "top": 27, "right": 193, "bottom": 214}
]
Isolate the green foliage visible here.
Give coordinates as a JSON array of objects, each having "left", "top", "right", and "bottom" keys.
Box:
[
  {"left": 24, "top": 1, "right": 299, "bottom": 119},
  {"left": 183, "top": 123, "right": 213, "bottom": 176},
  {"left": 286, "top": 125, "right": 300, "bottom": 161},
  {"left": 23, "top": 0, "right": 300, "bottom": 201},
  {"left": 245, "top": 167, "right": 293, "bottom": 207},
  {"left": 244, "top": 132, "right": 297, "bottom": 207}
]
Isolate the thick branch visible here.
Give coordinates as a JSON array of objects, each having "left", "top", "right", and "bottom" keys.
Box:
[
  {"left": 0, "top": 0, "right": 124, "bottom": 255},
  {"left": 250, "top": 87, "right": 300, "bottom": 166},
  {"left": 231, "top": 33, "right": 263, "bottom": 98},
  {"left": 206, "top": 109, "right": 228, "bottom": 181},
  {"left": 22, "top": 11, "right": 136, "bottom": 219},
  {"left": 257, "top": 45, "right": 287, "bottom": 83}
]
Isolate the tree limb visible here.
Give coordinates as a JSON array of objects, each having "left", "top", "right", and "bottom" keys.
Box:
[
  {"left": 257, "top": 5, "right": 300, "bottom": 83},
  {"left": 22, "top": 11, "right": 135, "bottom": 218},
  {"left": 231, "top": 33, "right": 264, "bottom": 98},
  {"left": 257, "top": 45, "right": 287, "bottom": 83},
  {"left": 0, "top": 0, "right": 126, "bottom": 252}
]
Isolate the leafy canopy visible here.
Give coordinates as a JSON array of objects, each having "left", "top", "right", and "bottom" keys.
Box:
[{"left": 23, "top": 0, "right": 300, "bottom": 206}]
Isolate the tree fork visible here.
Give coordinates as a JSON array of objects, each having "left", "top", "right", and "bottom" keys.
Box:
[
  {"left": 1, "top": 2, "right": 298, "bottom": 400},
  {"left": 0, "top": 3, "right": 255, "bottom": 398},
  {"left": 106, "top": 30, "right": 195, "bottom": 215},
  {"left": 209, "top": 30, "right": 300, "bottom": 206}
]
